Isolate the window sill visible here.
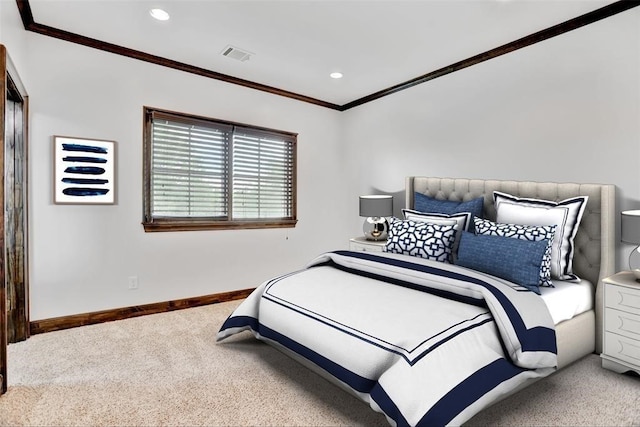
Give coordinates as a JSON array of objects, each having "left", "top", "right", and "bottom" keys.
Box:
[{"left": 142, "top": 219, "right": 298, "bottom": 232}]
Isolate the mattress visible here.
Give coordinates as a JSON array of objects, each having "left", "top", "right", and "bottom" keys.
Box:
[{"left": 539, "top": 279, "right": 594, "bottom": 325}]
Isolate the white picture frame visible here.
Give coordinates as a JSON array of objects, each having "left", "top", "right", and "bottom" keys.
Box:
[{"left": 53, "top": 136, "right": 116, "bottom": 205}]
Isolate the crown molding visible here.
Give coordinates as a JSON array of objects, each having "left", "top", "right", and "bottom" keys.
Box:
[{"left": 15, "top": 0, "right": 640, "bottom": 111}]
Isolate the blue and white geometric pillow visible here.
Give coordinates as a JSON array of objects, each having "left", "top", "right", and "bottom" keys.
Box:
[
  {"left": 402, "top": 209, "right": 472, "bottom": 258},
  {"left": 383, "top": 217, "right": 458, "bottom": 263},
  {"left": 473, "top": 217, "right": 556, "bottom": 287}
]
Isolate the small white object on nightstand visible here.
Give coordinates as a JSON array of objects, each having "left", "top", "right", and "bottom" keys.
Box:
[
  {"left": 349, "top": 236, "right": 386, "bottom": 252},
  {"left": 600, "top": 271, "right": 640, "bottom": 375}
]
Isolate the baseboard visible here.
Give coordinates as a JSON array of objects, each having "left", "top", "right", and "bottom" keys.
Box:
[{"left": 29, "top": 288, "right": 254, "bottom": 335}]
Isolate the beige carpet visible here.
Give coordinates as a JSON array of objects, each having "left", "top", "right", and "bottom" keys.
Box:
[{"left": 0, "top": 300, "right": 638, "bottom": 426}]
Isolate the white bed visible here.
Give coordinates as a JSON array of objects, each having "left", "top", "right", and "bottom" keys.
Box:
[
  {"left": 406, "top": 177, "right": 615, "bottom": 368},
  {"left": 219, "top": 177, "right": 616, "bottom": 426}
]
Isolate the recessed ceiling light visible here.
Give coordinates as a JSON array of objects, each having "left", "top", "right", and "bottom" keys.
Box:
[
  {"left": 330, "top": 72, "right": 343, "bottom": 79},
  {"left": 149, "top": 8, "right": 170, "bottom": 21}
]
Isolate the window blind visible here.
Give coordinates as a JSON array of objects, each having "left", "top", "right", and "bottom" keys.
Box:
[
  {"left": 232, "top": 128, "right": 295, "bottom": 219},
  {"left": 145, "top": 108, "right": 296, "bottom": 228},
  {"left": 151, "top": 117, "right": 231, "bottom": 218}
]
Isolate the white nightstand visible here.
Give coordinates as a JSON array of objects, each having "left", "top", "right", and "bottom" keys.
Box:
[
  {"left": 349, "top": 236, "right": 386, "bottom": 252},
  {"left": 600, "top": 271, "right": 640, "bottom": 375}
]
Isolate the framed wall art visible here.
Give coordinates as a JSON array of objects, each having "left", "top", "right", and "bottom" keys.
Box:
[{"left": 53, "top": 136, "right": 116, "bottom": 204}]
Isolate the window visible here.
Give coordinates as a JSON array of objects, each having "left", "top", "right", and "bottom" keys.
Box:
[{"left": 143, "top": 107, "right": 297, "bottom": 232}]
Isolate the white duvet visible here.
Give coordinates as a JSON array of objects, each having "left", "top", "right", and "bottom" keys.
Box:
[{"left": 217, "top": 251, "right": 558, "bottom": 426}]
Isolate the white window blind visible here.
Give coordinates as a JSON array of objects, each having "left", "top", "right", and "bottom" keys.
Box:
[
  {"left": 232, "top": 128, "right": 295, "bottom": 219},
  {"left": 145, "top": 108, "right": 296, "bottom": 229},
  {"left": 151, "top": 117, "right": 231, "bottom": 218}
]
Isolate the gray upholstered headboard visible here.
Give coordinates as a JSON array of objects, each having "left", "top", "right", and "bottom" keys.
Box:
[{"left": 406, "top": 177, "right": 616, "bottom": 352}]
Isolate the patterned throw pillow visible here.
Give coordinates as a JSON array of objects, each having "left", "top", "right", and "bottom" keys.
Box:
[
  {"left": 473, "top": 218, "right": 556, "bottom": 287},
  {"left": 401, "top": 209, "right": 471, "bottom": 257},
  {"left": 383, "top": 217, "right": 458, "bottom": 263}
]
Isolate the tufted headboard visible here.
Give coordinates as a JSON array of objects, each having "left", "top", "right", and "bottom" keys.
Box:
[{"left": 406, "top": 177, "right": 616, "bottom": 352}]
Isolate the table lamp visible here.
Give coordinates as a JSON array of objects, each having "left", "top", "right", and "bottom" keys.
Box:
[
  {"left": 359, "top": 195, "right": 393, "bottom": 241},
  {"left": 621, "top": 210, "right": 640, "bottom": 280}
]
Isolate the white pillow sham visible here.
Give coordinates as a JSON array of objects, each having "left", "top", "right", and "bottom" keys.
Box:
[{"left": 493, "top": 191, "right": 588, "bottom": 282}]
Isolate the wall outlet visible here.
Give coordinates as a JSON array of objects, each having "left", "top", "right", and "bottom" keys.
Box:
[{"left": 128, "top": 276, "right": 139, "bottom": 290}]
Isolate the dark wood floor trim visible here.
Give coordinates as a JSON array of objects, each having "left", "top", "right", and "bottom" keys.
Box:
[
  {"left": 29, "top": 288, "right": 254, "bottom": 335},
  {"left": 14, "top": 0, "right": 640, "bottom": 111}
]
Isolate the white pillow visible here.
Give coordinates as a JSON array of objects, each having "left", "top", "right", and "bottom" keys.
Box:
[{"left": 493, "top": 191, "right": 588, "bottom": 282}]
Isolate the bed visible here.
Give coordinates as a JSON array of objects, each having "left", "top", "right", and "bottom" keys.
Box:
[{"left": 218, "top": 177, "right": 616, "bottom": 426}]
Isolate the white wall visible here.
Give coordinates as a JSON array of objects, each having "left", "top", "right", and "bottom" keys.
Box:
[
  {"left": 342, "top": 8, "right": 640, "bottom": 270},
  {"left": 2, "top": 4, "right": 639, "bottom": 320},
  {"left": 1, "top": 3, "right": 350, "bottom": 320}
]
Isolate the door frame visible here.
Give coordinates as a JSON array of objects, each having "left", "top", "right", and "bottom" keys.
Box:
[{"left": 0, "top": 44, "right": 30, "bottom": 394}]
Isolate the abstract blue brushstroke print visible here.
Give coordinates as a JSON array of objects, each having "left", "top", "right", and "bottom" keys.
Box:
[
  {"left": 63, "top": 188, "right": 110, "bottom": 196},
  {"left": 62, "top": 178, "right": 109, "bottom": 185},
  {"left": 62, "top": 156, "right": 108, "bottom": 163},
  {"left": 62, "top": 143, "right": 108, "bottom": 154},
  {"left": 56, "top": 137, "right": 114, "bottom": 203},
  {"left": 64, "top": 166, "right": 106, "bottom": 175}
]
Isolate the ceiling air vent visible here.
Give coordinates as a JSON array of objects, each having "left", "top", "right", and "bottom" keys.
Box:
[{"left": 221, "top": 45, "right": 253, "bottom": 62}]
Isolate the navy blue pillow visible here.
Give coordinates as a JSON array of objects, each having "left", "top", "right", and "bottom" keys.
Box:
[
  {"left": 454, "top": 231, "right": 548, "bottom": 294},
  {"left": 414, "top": 193, "right": 484, "bottom": 219}
]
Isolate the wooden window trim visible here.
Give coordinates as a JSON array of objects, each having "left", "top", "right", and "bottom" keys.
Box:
[{"left": 142, "top": 106, "right": 297, "bottom": 232}]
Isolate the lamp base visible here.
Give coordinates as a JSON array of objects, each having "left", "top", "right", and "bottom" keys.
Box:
[
  {"left": 363, "top": 217, "right": 389, "bottom": 241},
  {"left": 629, "top": 247, "right": 640, "bottom": 281}
]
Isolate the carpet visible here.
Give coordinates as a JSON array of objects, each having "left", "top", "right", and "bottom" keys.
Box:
[{"left": 0, "top": 300, "right": 638, "bottom": 426}]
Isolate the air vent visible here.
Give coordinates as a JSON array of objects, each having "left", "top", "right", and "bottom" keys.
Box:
[{"left": 221, "top": 45, "right": 253, "bottom": 62}]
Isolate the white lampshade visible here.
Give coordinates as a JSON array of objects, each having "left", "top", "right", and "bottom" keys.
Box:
[{"left": 359, "top": 195, "right": 393, "bottom": 218}]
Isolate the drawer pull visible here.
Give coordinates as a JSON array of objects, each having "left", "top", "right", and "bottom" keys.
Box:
[
  {"left": 618, "top": 291, "right": 640, "bottom": 311},
  {"left": 617, "top": 340, "right": 640, "bottom": 362},
  {"left": 617, "top": 315, "right": 640, "bottom": 337}
]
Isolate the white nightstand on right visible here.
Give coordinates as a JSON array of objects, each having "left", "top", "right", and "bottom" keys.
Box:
[{"left": 600, "top": 271, "right": 640, "bottom": 375}]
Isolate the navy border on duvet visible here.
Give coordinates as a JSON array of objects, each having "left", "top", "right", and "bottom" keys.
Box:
[
  {"left": 220, "top": 315, "right": 381, "bottom": 395},
  {"left": 328, "top": 251, "right": 556, "bottom": 354},
  {"left": 418, "top": 358, "right": 526, "bottom": 426},
  {"left": 260, "top": 320, "right": 410, "bottom": 426},
  {"left": 219, "top": 314, "right": 259, "bottom": 332},
  {"left": 259, "top": 323, "right": 379, "bottom": 394},
  {"left": 219, "top": 314, "right": 520, "bottom": 427}
]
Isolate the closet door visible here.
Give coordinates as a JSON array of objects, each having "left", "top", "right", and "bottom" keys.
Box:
[
  {"left": 0, "top": 44, "right": 30, "bottom": 395},
  {"left": 0, "top": 43, "right": 8, "bottom": 395}
]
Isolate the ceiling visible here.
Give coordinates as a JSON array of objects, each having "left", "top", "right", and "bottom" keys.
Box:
[{"left": 25, "top": 0, "right": 618, "bottom": 107}]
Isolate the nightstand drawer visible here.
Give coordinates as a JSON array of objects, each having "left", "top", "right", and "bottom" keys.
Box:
[
  {"left": 350, "top": 241, "right": 383, "bottom": 252},
  {"left": 349, "top": 237, "right": 386, "bottom": 252},
  {"left": 604, "top": 308, "right": 640, "bottom": 339},
  {"left": 604, "top": 283, "right": 640, "bottom": 315},
  {"left": 604, "top": 332, "right": 640, "bottom": 369}
]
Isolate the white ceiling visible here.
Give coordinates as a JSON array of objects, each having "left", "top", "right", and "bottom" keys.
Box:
[{"left": 28, "top": 0, "right": 614, "bottom": 105}]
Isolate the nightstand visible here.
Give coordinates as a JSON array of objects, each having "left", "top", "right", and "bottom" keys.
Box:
[
  {"left": 600, "top": 271, "right": 640, "bottom": 375},
  {"left": 349, "top": 236, "right": 386, "bottom": 252}
]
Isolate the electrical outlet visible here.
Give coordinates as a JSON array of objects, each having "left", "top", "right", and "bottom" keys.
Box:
[{"left": 128, "top": 276, "right": 139, "bottom": 290}]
